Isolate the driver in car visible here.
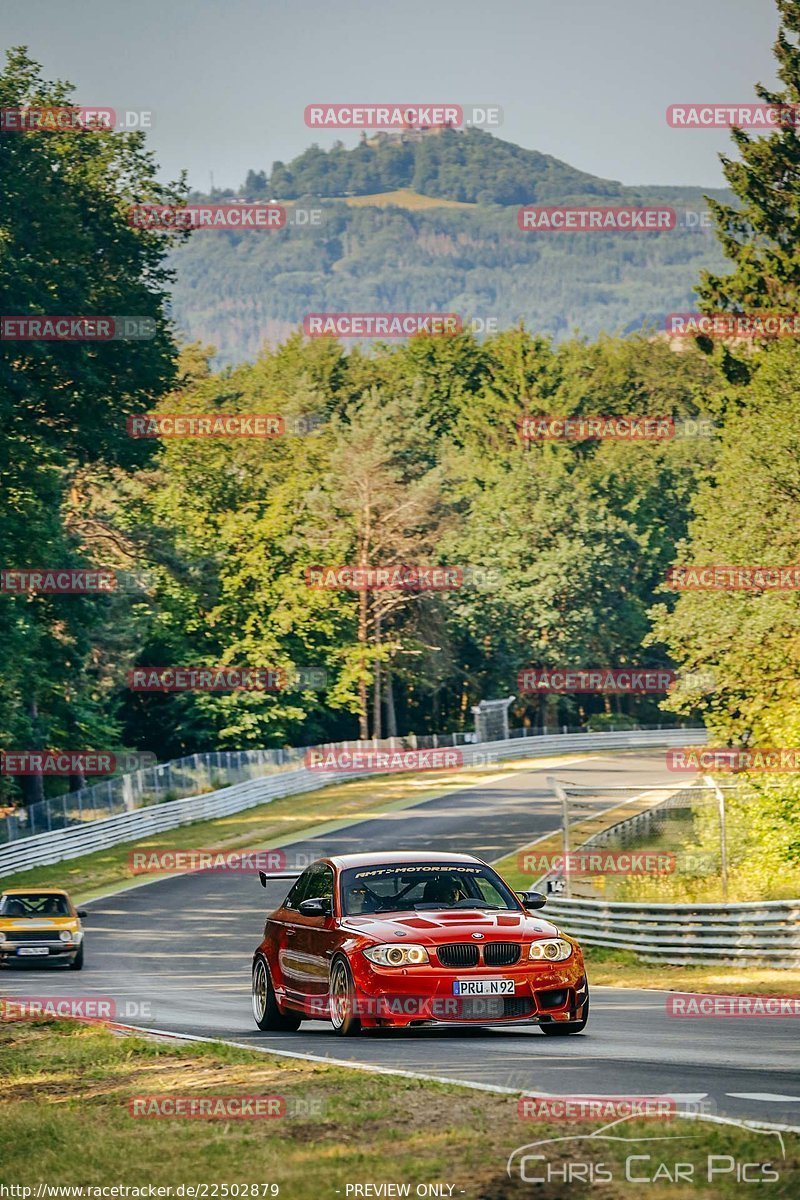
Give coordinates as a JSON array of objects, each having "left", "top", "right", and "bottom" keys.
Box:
[
  {"left": 421, "top": 873, "right": 467, "bottom": 906},
  {"left": 344, "top": 884, "right": 376, "bottom": 914}
]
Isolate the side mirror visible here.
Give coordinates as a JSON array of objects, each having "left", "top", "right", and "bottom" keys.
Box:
[
  {"left": 518, "top": 890, "right": 547, "bottom": 910},
  {"left": 298, "top": 896, "right": 332, "bottom": 916},
  {"left": 77, "top": 909, "right": 88, "bottom": 919}
]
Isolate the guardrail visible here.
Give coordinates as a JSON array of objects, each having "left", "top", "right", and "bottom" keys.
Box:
[
  {"left": 0, "top": 727, "right": 703, "bottom": 878},
  {"left": 535, "top": 779, "right": 736, "bottom": 900},
  {"left": 546, "top": 896, "right": 800, "bottom": 968}
]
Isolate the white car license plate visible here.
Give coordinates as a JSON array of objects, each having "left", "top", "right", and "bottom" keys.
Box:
[
  {"left": 17, "top": 946, "right": 50, "bottom": 956},
  {"left": 453, "top": 978, "right": 515, "bottom": 996}
]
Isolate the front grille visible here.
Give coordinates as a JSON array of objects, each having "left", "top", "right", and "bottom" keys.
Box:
[
  {"left": 437, "top": 943, "right": 479, "bottom": 968},
  {"left": 5, "top": 930, "right": 63, "bottom": 942},
  {"left": 484, "top": 942, "right": 521, "bottom": 966},
  {"left": 457, "top": 997, "right": 505, "bottom": 1020},
  {"left": 503, "top": 997, "right": 535, "bottom": 1018}
]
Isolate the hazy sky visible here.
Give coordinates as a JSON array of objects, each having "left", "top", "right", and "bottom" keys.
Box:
[{"left": 4, "top": 0, "right": 779, "bottom": 191}]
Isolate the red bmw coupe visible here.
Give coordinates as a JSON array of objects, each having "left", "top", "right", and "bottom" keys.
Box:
[{"left": 251, "top": 851, "right": 589, "bottom": 1036}]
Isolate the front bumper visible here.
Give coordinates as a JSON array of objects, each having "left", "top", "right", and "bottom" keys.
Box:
[
  {"left": 347, "top": 953, "right": 588, "bottom": 1029},
  {"left": 0, "top": 938, "right": 81, "bottom": 962}
]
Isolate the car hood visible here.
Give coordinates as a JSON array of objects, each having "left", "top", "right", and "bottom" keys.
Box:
[{"left": 339, "top": 909, "right": 561, "bottom": 943}]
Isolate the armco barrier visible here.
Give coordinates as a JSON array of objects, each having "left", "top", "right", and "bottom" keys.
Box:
[
  {"left": 546, "top": 897, "right": 800, "bottom": 968},
  {"left": 0, "top": 728, "right": 703, "bottom": 878}
]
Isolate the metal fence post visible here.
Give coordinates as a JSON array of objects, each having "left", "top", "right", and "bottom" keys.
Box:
[
  {"left": 704, "top": 774, "right": 728, "bottom": 903},
  {"left": 547, "top": 775, "right": 571, "bottom": 899}
]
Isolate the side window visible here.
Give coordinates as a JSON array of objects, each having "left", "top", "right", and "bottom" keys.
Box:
[
  {"left": 283, "top": 864, "right": 334, "bottom": 910},
  {"left": 284, "top": 868, "right": 314, "bottom": 911},
  {"left": 311, "top": 865, "right": 334, "bottom": 905}
]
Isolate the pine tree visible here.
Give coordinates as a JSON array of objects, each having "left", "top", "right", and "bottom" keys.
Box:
[{"left": 699, "top": 1, "right": 800, "bottom": 317}]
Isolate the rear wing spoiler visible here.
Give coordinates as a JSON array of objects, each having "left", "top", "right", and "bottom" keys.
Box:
[{"left": 258, "top": 870, "right": 302, "bottom": 888}]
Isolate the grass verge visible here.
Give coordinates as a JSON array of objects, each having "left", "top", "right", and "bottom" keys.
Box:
[
  {"left": 0, "top": 1021, "right": 797, "bottom": 1197},
  {"left": 584, "top": 946, "right": 800, "bottom": 995}
]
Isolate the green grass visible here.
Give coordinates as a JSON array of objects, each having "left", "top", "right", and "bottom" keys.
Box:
[
  {"left": 1, "top": 1021, "right": 797, "bottom": 1197},
  {"left": 584, "top": 945, "right": 800, "bottom": 995},
  {"left": 341, "top": 187, "right": 476, "bottom": 210}
]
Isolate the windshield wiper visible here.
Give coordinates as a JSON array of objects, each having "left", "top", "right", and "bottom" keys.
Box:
[{"left": 413, "top": 899, "right": 504, "bottom": 910}]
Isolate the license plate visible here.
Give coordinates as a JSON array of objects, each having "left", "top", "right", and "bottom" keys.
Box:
[
  {"left": 453, "top": 978, "right": 515, "bottom": 996},
  {"left": 17, "top": 946, "right": 50, "bottom": 956}
]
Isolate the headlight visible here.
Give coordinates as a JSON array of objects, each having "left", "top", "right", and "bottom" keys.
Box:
[
  {"left": 363, "top": 944, "right": 430, "bottom": 967},
  {"left": 0, "top": 932, "right": 5, "bottom": 942},
  {"left": 59, "top": 930, "right": 74, "bottom": 942},
  {"left": 529, "top": 938, "right": 572, "bottom": 962}
]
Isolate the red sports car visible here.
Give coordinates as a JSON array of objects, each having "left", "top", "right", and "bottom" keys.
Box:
[{"left": 251, "top": 851, "right": 589, "bottom": 1036}]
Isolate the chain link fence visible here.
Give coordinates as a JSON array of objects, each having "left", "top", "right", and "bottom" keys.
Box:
[{"left": 536, "top": 777, "right": 763, "bottom": 903}]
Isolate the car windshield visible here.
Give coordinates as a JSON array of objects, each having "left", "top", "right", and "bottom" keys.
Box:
[
  {"left": 340, "top": 863, "right": 520, "bottom": 916},
  {"left": 0, "top": 893, "right": 70, "bottom": 917}
]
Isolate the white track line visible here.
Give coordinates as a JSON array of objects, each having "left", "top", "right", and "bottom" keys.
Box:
[{"left": 112, "top": 1022, "right": 800, "bottom": 1134}]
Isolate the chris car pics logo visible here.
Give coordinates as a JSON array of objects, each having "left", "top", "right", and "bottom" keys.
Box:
[{"left": 507, "top": 1114, "right": 784, "bottom": 1185}]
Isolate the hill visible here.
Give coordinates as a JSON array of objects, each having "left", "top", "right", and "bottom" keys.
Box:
[{"left": 170, "top": 129, "right": 731, "bottom": 364}]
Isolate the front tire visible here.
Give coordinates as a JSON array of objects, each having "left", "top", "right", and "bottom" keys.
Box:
[
  {"left": 69, "top": 944, "right": 84, "bottom": 971},
  {"left": 540, "top": 995, "right": 589, "bottom": 1035},
  {"left": 329, "top": 956, "right": 362, "bottom": 1037},
  {"left": 252, "top": 956, "right": 301, "bottom": 1031}
]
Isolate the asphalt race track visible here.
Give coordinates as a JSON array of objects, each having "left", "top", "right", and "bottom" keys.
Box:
[{"left": 3, "top": 751, "right": 800, "bottom": 1127}]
